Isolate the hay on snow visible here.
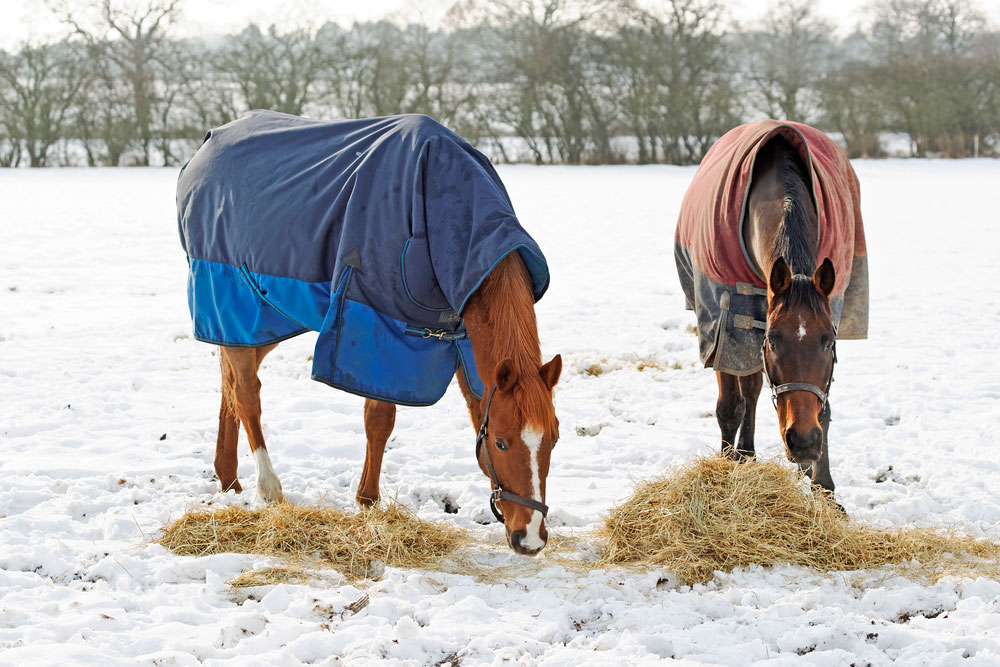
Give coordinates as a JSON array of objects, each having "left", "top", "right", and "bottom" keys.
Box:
[
  {"left": 600, "top": 456, "right": 1000, "bottom": 585},
  {"left": 158, "top": 501, "right": 467, "bottom": 581}
]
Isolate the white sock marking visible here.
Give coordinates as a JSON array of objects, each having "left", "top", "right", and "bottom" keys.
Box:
[
  {"left": 253, "top": 448, "right": 283, "bottom": 503},
  {"left": 520, "top": 426, "right": 546, "bottom": 551},
  {"left": 797, "top": 318, "right": 807, "bottom": 341}
]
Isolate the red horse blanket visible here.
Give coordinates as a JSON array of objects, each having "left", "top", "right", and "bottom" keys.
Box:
[{"left": 675, "top": 121, "right": 868, "bottom": 375}]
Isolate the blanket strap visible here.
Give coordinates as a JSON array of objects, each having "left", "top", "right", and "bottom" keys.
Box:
[
  {"left": 722, "top": 286, "right": 767, "bottom": 330},
  {"left": 733, "top": 315, "right": 767, "bottom": 330},
  {"left": 736, "top": 282, "right": 768, "bottom": 297}
]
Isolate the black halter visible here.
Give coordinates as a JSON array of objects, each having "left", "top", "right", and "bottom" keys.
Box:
[
  {"left": 762, "top": 333, "right": 837, "bottom": 408},
  {"left": 475, "top": 385, "right": 550, "bottom": 523}
]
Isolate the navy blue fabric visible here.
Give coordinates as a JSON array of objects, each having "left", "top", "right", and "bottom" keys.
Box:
[{"left": 177, "top": 110, "right": 549, "bottom": 406}]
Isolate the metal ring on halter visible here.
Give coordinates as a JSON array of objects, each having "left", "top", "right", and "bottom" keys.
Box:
[{"left": 475, "top": 385, "right": 550, "bottom": 523}]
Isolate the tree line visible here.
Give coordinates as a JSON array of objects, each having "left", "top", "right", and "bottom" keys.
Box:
[{"left": 1, "top": 0, "right": 998, "bottom": 167}]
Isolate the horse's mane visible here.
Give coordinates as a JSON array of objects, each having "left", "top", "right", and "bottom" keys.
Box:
[
  {"left": 780, "top": 275, "right": 831, "bottom": 316},
  {"left": 768, "top": 138, "right": 829, "bottom": 316},
  {"left": 770, "top": 137, "right": 817, "bottom": 277},
  {"left": 472, "top": 253, "right": 555, "bottom": 431}
]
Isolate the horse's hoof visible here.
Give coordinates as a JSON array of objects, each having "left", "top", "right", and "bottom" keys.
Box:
[
  {"left": 256, "top": 471, "right": 283, "bottom": 503},
  {"left": 253, "top": 448, "right": 283, "bottom": 503},
  {"left": 356, "top": 493, "right": 379, "bottom": 508},
  {"left": 257, "top": 479, "right": 283, "bottom": 504}
]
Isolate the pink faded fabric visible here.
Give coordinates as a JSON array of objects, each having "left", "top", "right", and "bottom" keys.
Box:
[{"left": 675, "top": 120, "right": 866, "bottom": 297}]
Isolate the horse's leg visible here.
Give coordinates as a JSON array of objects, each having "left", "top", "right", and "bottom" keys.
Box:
[
  {"left": 221, "top": 344, "right": 283, "bottom": 503},
  {"left": 456, "top": 370, "right": 484, "bottom": 431},
  {"left": 357, "top": 398, "right": 396, "bottom": 506},
  {"left": 811, "top": 400, "right": 836, "bottom": 493},
  {"left": 735, "top": 371, "right": 762, "bottom": 460},
  {"left": 716, "top": 371, "right": 745, "bottom": 460},
  {"left": 215, "top": 352, "right": 242, "bottom": 493}
]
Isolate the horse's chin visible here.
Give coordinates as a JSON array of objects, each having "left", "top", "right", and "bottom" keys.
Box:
[{"left": 785, "top": 449, "right": 819, "bottom": 466}]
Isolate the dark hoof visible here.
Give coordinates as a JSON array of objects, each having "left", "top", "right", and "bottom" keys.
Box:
[
  {"left": 812, "top": 485, "right": 845, "bottom": 516},
  {"left": 356, "top": 493, "right": 379, "bottom": 508},
  {"left": 721, "top": 444, "right": 755, "bottom": 462}
]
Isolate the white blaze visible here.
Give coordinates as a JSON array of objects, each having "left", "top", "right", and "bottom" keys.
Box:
[
  {"left": 797, "top": 318, "right": 807, "bottom": 341},
  {"left": 519, "top": 425, "right": 546, "bottom": 551},
  {"left": 253, "top": 447, "right": 283, "bottom": 503}
]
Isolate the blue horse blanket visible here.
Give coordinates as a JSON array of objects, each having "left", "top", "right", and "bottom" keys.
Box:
[{"left": 177, "top": 111, "right": 549, "bottom": 406}]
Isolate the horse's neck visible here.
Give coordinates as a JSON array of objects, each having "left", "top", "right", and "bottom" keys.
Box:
[
  {"left": 746, "top": 149, "right": 818, "bottom": 278},
  {"left": 461, "top": 253, "right": 541, "bottom": 384}
]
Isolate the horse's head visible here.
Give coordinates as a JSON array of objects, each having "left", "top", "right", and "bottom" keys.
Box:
[
  {"left": 476, "top": 354, "right": 561, "bottom": 555},
  {"left": 764, "top": 257, "right": 837, "bottom": 465}
]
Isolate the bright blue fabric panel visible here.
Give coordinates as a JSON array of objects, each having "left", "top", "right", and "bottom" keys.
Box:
[
  {"left": 188, "top": 258, "right": 308, "bottom": 346},
  {"left": 313, "top": 292, "right": 461, "bottom": 406}
]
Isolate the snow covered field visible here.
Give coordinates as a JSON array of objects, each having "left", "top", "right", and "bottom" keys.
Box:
[{"left": 2, "top": 161, "right": 1000, "bottom": 665}]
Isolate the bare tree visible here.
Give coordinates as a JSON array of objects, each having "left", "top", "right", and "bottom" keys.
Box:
[
  {"left": 462, "top": 0, "right": 612, "bottom": 164},
  {"left": 214, "top": 24, "right": 330, "bottom": 116},
  {"left": 818, "top": 58, "right": 885, "bottom": 157},
  {"left": 0, "top": 40, "right": 87, "bottom": 167},
  {"left": 75, "top": 50, "right": 138, "bottom": 166},
  {"left": 57, "top": 0, "right": 182, "bottom": 165},
  {"left": 598, "top": 7, "right": 665, "bottom": 163},
  {"left": 865, "top": 0, "right": 988, "bottom": 156},
  {"left": 742, "top": 0, "right": 835, "bottom": 122},
  {"left": 653, "top": 0, "right": 740, "bottom": 164}
]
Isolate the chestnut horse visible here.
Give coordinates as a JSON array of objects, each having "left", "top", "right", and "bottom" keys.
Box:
[
  {"left": 215, "top": 252, "right": 561, "bottom": 556},
  {"left": 720, "top": 136, "right": 840, "bottom": 498}
]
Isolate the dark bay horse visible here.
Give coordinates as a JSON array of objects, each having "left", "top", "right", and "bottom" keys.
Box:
[
  {"left": 179, "top": 112, "right": 561, "bottom": 555},
  {"left": 675, "top": 121, "right": 868, "bottom": 504},
  {"left": 733, "top": 137, "right": 838, "bottom": 492}
]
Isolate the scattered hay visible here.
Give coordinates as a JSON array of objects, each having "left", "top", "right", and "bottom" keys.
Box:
[
  {"left": 580, "top": 355, "right": 682, "bottom": 377},
  {"left": 227, "top": 566, "right": 314, "bottom": 588},
  {"left": 159, "top": 501, "right": 468, "bottom": 580},
  {"left": 600, "top": 456, "right": 1000, "bottom": 585}
]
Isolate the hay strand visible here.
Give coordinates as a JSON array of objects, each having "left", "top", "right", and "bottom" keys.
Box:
[
  {"left": 600, "top": 456, "right": 1000, "bottom": 584},
  {"left": 158, "top": 501, "right": 468, "bottom": 580}
]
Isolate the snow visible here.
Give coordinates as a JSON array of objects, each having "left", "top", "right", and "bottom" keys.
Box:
[{"left": 2, "top": 161, "right": 1000, "bottom": 664}]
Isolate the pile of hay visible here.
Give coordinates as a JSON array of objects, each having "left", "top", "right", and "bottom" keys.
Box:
[
  {"left": 600, "top": 456, "right": 1000, "bottom": 585},
  {"left": 158, "top": 501, "right": 468, "bottom": 580}
]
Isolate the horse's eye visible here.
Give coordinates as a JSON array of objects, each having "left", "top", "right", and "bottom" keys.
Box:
[
  {"left": 766, "top": 337, "right": 777, "bottom": 351},
  {"left": 824, "top": 340, "right": 834, "bottom": 352},
  {"left": 495, "top": 437, "right": 508, "bottom": 451}
]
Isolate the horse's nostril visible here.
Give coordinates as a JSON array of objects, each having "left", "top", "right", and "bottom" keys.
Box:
[
  {"left": 785, "top": 428, "right": 822, "bottom": 461},
  {"left": 509, "top": 530, "right": 525, "bottom": 549}
]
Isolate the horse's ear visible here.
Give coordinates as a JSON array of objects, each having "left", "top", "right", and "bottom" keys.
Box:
[
  {"left": 539, "top": 354, "right": 562, "bottom": 390},
  {"left": 813, "top": 258, "right": 835, "bottom": 298},
  {"left": 768, "top": 257, "right": 792, "bottom": 298},
  {"left": 495, "top": 358, "right": 518, "bottom": 393}
]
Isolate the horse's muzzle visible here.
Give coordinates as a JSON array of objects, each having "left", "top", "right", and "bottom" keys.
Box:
[
  {"left": 784, "top": 427, "right": 823, "bottom": 464},
  {"left": 507, "top": 529, "right": 547, "bottom": 556}
]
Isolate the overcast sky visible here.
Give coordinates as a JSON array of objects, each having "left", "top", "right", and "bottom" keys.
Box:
[{"left": 2, "top": 0, "right": 998, "bottom": 48}]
